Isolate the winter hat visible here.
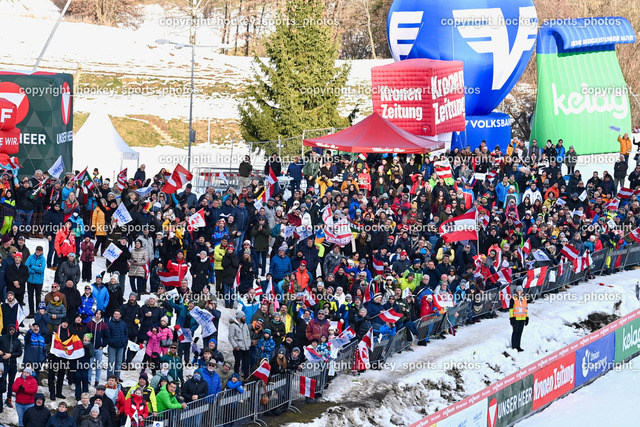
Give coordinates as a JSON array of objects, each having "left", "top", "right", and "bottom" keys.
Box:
[
  {"left": 277, "top": 347, "right": 286, "bottom": 355},
  {"left": 516, "top": 285, "right": 524, "bottom": 292},
  {"left": 23, "top": 367, "right": 33, "bottom": 375},
  {"left": 129, "top": 292, "right": 138, "bottom": 299},
  {"left": 292, "top": 347, "right": 301, "bottom": 353},
  {"left": 264, "top": 329, "right": 271, "bottom": 335},
  {"left": 231, "top": 373, "right": 240, "bottom": 379},
  {"left": 68, "top": 252, "right": 76, "bottom": 258},
  {"left": 14, "top": 252, "right": 22, "bottom": 259},
  {"left": 160, "top": 316, "right": 169, "bottom": 324},
  {"left": 1, "top": 234, "right": 11, "bottom": 244},
  {"left": 139, "top": 372, "right": 149, "bottom": 382},
  {"left": 38, "top": 302, "right": 46, "bottom": 310},
  {"left": 34, "top": 393, "right": 45, "bottom": 404},
  {"left": 209, "top": 338, "right": 217, "bottom": 345},
  {"left": 91, "top": 405, "right": 100, "bottom": 414},
  {"left": 235, "top": 310, "right": 246, "bottom": 319}
]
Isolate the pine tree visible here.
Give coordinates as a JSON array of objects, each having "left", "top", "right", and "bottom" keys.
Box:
[{"left": 239, "top": 0, "right": 353, "bottom": 156}]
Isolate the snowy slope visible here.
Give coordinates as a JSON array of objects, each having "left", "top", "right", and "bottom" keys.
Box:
[
  {"left": 286, "top": 272, "right": 640, "bottom": 427},
  {"left": 516, "top": 356, "right": 640, "bottom": 427},
  {"left": 0, "top": 1, "right": 388, "bottom": 121}
]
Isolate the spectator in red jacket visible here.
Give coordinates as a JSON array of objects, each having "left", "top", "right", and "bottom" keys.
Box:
[
  {"left": 305, "top": 309, "right": 330, "bottom": 342},
  {"left": 12, "top": 367, "right": 38, "bottom": 427}
]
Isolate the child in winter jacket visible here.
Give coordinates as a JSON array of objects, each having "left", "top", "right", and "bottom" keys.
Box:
[
  {"left": 124, "top": 387, "right": 149, "bottom": 427},
  {"left": 145, "top": 325, "right": 167, "bottom": 374},
  {"left": 256, "top": 329, "right": 276, "bottom": 361},
  {"left": 78, "top": 287, "right": 97, "bottom": 323}
]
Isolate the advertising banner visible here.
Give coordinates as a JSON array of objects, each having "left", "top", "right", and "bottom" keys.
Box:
[
  {"left": 575, "top": 332, "right": 615, "bottom": 387},
  {"left": 530, "top": 18, "right": 636, "bottom": 155},
  {"left": 0, "top": 72, "right": 73, "bottom": 176},
  {"left": 371, "top": 58, "right": 466, "bottom": 136},
  {"left": 451, "top": 112, "right": 512, "bottom": 152},
  {"left": 486, "top": 375, "right": 534, "bottom": 427},
  {"left": 615, "top": 316, "right": 640, "bottom": 363},
  {"left": 387, "top": 0, "right": 538, "bottom": 117},
  {"left": 532, "top": 352, "right": 576, "bottom": 410}
]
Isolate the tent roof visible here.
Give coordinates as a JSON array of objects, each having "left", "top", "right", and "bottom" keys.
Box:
[
  {"left": 303, "top": 113, "right": 444, "bottom": 154},
  {"left": 73, "top": 112, "right": 139, "bottom": 166}
]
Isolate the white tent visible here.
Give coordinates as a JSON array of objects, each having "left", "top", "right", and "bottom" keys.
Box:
[{"left": 73, "top": 111, "right": 140, "bottom": 181}]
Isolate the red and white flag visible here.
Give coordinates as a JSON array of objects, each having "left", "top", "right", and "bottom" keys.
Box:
[
  {"left": 433, "top": 292, "right": 455, "bottom": 310},
  {"left": 629, "top": 228, "right": 640, "bottom": 243},
  {"left": 524, "top": 266, "right": 547, "bottom": 288},
  {"left": 158, "top": 271, "right": 180, "bottom": 288},
  {"left": 264, "top": 277, "right": 279, "bottom": 309},
  {"left": 300, "top": 376, "right": 316, "bottom": 398},
  {"left": 439, "top": 210, "right": 478, "bottom": 243},
  {"left": 489, "top": 267, "right": 512, "bottom": 284},
  {"left": 303, "top": 289, "right": 316, "bottom": 307},
  {"left": 574, "top": 251, "right": 592, "bottom": 273},
  {"left": 372, "top": 256, "right": 384, "bottom": 275},
  {"left": 560, "top": 244, "right": 580, "bottom": 261},
  {"left": 116, "top": 168, "right": 127, "bottom": 191},
  {"left": 434, "top": 161, "right": 453, "bottom": 179},
  {"left": 163, "top": 164, "right": 193, "bottom": 194},
  {"left": 486, "top": 170, "right": 498, "bottom": 182},
  {"left": 304, "top": 346, "right": 326, "bottom": 363},
  {"left": 252, "top": 360, "right": 271, "bottom": 383},
  {"left": 233, "top": 269, "right": 240, "bottom": 289},
  {"left": 605, "top": 198, "right": 620, "bottom": 211},
  {"left": 618, "top": 187, "right": 634, "bottom": 199},
  {"left": 379, "top": 309, "right": 402, "bottom": 324},
  {"left": 357, "top": 327, "right": 374, "bottom": 369},
  {"left": 339, "top": 326, "right": 356, "bottom": 341},
  {"left": 522, "top": 238, "right": 532, "bottom": 255},
  {"left": 499, "top": 285, "right": 512, "bottom": 309},
  {"left": 187, "top": 208, "right": 206, "bottom": 229},
  {"left": 253, "top": 282, "right": 264, "bottom": 297}
]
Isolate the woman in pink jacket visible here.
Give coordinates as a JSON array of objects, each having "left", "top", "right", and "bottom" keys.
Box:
[{"left": 144, "top": 317, "right": 172, "bottom": 374}]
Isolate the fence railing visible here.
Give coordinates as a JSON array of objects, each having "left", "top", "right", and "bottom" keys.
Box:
[{"left": 141, "top": 244, "right": 638, "bottom": 426}]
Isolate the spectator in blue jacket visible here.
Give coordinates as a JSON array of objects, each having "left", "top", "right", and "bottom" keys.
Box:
[
  {"left": 287, "top": 156, "right": 304, "bottom": 193},
  {"left": 238, "top": 289, "right": 261, "bottom": 321},
  {"left": 23, "top": 323, "right": 46, "bottom": 378},
  {"left": 270, "top": 245, "right": 292, "bottom": 283},
  {"left": 106, "top": 309, "right": 128, "bottom": 379},
  {"left": 201, "top": 361, "right": 222, "bottom": 397},
  {"left": 78, "top": 286, "right": 96, "bottom": 323},
  {"left": 24, "top": 246, "right": 45, "bottom": 319},
  {"left": 91, "top": 275, "right": 109, "bottom": 313},
  {"left": 33, "top": 302, "right": 48, "bottom": 334}
]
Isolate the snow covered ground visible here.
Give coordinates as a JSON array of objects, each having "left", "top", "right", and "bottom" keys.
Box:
[
  {"left": 0, "top": 0, "right": 387, "bottom": 122},
  {"left": 516, "top": 356, "right": 640, "bottom": 427},
  {"left": 284, "top": 271, "right": 640, "bottom": 427}
]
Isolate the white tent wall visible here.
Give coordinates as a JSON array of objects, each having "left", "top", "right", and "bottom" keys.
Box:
[{"left": 72, "top": 111, "right": 140, "bottom": 181}]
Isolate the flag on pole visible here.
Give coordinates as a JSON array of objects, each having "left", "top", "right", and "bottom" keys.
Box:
[
  {"left": 75, "top": 167, "right": 95, "bottom": 190},
  {"left": 176, "top": 327, "right": 193, "bottom": 343},
  {"left": 253, "top": 282, "right": 264, "bottom": 297},
  {"left": 252, "top": 360, "right": 271, "bottom": 383},
  {"left": 50, "top": 333, "right": 85, "bottom": 359},
  {"left": 618, "top": 187, "right": 634, "bottom": 199},
  {"left": 338, "top": 326, "right": 356, "bottom": 341},
  {"left": 629, "top": 228, "right": 640, "bottom": 243},
  {"left": 0, "top": 156, "right": 21, "bottom": 170},
  {"left": 112, "top": 202, "right": 133, "bottom": 226},
  {"left": 524, "top": 266, "right": 548, "bottom": 288},
  {"left": 16, "top": 304, "right": 25, "bottom": 329},
  {"left": 233, "top": 269, "right": 240, "bottom": 289},
  {"left": 116, "top": 168, "right": 128, "bottom": 191},
  {"left": 605, "top": 198, "right": 620, "bottom": 211},
  {"left": 372, "top": 256, "right": 384, "bottom": 275},
  {"left": 499, "top": 285, "right": 512, "bottom": 309},
  {"left": 134, "top": 186, "right": 153, "bottom": 198},
  {"left": 486, "top": 170, "right": 498, "bottom": 182},
  {"left": 187, "top": 208, "right": 206, "bottom": 229},
  {"left": 522, "top": 238, "right": 532, "bottom": 255},
  {"left": 379, "top": 309, "right": 402, "bottom": 323},
  {"left": 302, "top": 289, "right": 316, "bottom": 307},
  {"left": 163, "top": 164, "right": 193, "bottom": 194},
  {"left": 304, "top": 346, "right": 327, "bottom": 363},
  {"left": 300, "top": 376, "right": 316, "bottom": 398},
  {"left": 103, "top": 243, "right": 123, "bottom": 263},
  {"left": 158, "top": 270, "right": 181, "bottom": 288},
  {"left": 357, "top": 328, "right": 374, "bottom": 369},
  {"left": 560, "top": 244, "right": 580, "bottom": 262},
  {"left": 574, "top": 251, "right": 593, "bottom": 273},
  {"left": 218, "top": 172, "right": 229, "bottom": 186},
  {"left": 127, "top": 340, "right": 144, "bottom": 352},
  {"left": 556, "top": 198, "right": 567, "bottom": 206},
  {"left": 489, "top": 268, "right": 512, "bottom": 285},
  {"left": 434, "top": 161, "right": 453, "bottom": 179},
  {"left": 47, "top": 155, "right": 65, "bottom": 178},
  {"left": 439, "top": 210, "right": 478, "bottom": 243}
]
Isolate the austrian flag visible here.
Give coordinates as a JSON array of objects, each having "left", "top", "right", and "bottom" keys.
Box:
[
  {"left": 434, "top": 161, "right": 453, "bottom": 179},
  {"left": 629, "top": 228, "right": 640, "bottom": 243},
  {"left": 300, "top": 376, "right": 316, "bottom": 398},
  {"left": 253, "top": 360, "right": 271, "bottom": 383},
  {"left": 163, "top": 164, "right": 193, "bottom": 194},
  {"left": 379, "top": 309, "right": 402, "bottom": 323},
  {"left": 439, "top": 210, "right": 478, "bottom": 243},
  {"left": 524, "top": 266, "right": 547, "bottom": 288}
]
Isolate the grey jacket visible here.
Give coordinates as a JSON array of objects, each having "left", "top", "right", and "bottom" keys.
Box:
[{"left": 228, "top": 319, "right": 251, "bottom": 351}]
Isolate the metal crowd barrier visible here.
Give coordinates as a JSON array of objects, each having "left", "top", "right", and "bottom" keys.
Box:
[
  {"left": 625, "top": 244, "right": 640, "bottom": 268},
  {"left": 591, "top": 249, "right": 608, "bottom": 275},
  {"left": 253, "top": 373, "right": 291, "bottom": 423},
  {"left": 330, "top": 340, "right": 358, "bottom": 376},
  {"left": 470, "top": 287, "right": 501, "bottom": 318},
  {"left": 416, "top": 314, "right": 443, "bottom": 341}
]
